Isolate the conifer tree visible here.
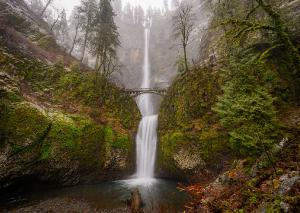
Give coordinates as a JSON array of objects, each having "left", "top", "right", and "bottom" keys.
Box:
[
  {"left": 214, "top": 53, "right": 279, "bottom": 157},
  {"left": 90, "top": 0, "right": 120, "bottom": 78},
  {"left": 78, "top": 0, "right": 97, "bottom": 62}
]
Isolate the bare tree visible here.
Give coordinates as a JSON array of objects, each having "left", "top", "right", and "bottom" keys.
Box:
[
  {"left": 69, "top": 10, "right": 81, "bottom": 55},
  {"left": 50, "top": 8, "right": 63, "bottom": 31},
  {"left": 40, "top": 0, "right": 53, "bottom": 17},
  {"left": 172, "top": 3, "right": 195, "bottom": 72}
]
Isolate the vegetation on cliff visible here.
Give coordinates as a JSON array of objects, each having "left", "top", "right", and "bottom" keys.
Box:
[
  {"left": 0, "top": 43, "right": 139, "bottom": 188},
  {"left": 0, "top": 0, "right": 140, "bottom": 189},
  {"left": 158, "top": 0, "right": 299, "bottom": 211},
  {"left": 158, "top": 66, "right": 230, "bottom": 181}
]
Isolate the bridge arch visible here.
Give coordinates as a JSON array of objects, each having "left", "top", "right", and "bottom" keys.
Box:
[{"left": 124, "top": 88, "right": 168, "bottom": 97}]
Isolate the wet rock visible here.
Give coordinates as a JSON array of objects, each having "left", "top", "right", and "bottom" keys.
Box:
[
  {"left": 174, "top": 147, "right": 205, "bottom": 171},
  {"left": 0, "top": 101, "right": 133, "bottom": 189},
  {"left": 255, "top": 201, "right": 291, "bottom": 213},
  {"left": 280, "top": 201, "right": 290, "bottom": 213},
  {"left": 277, "top": 171, "right": 300, "bottom": 195},
  {"left": 127, "top": 189, "right": 144, "bottom": 213},
  {"left": 104, "top": 149, "right": 127, "bottom": 170}
]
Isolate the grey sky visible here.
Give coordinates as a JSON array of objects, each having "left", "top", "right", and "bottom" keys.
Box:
[{"left": 55, "top": 0, "right": 166, "bottom": 17}]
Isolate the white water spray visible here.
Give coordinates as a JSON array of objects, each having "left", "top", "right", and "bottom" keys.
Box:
[{"left": 135, "top": 26, "right": 158, "bottom": 181}]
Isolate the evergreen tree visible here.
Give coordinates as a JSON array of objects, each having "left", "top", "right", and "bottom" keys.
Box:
[
  {"left": 77, "top": 0, "right": 97, "bottom": 62},
  {"left": 90, "top": 0, "right": 120, "bottom": 77},
  {"left": 214, "top": 52, "right": 279, "bottom": 157}
]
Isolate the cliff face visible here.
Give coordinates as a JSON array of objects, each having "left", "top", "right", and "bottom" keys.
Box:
[
  {"left": 157, "top": 0, "right": 300, "bottom": 179},
  {"left": 157, "top": 0, "right": 300, "bottom": 211},
  {"left": 156, "top": 66, "right": 232, "bottom": 182},
  {"left": 0, "top": 0, "right": 140, "bottom": 189}
]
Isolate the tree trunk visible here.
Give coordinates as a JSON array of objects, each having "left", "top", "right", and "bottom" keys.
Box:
[
  {"left": 80, "top": 29, "right": 88, "bottom": 63},
  {"left": 50, "top": 15, "right": 60, "bottom": 31},
  {"left": 183, "top": 44, "right": 189, "bottom": 72},
  {"left": 40, "top": 0, "right": 52, "bottom": 17},
  {"left": 95, "top": 53, "right": 100, "bottom": 70},
  {"left": 69, "top": 23, "right": 80, "bottom": 55}
]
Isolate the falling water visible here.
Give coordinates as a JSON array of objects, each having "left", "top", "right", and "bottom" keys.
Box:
[{"left": 135, "top": 25, "right": 158, "bottom": 180}]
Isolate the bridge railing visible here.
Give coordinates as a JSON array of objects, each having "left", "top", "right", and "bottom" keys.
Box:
[
  {"left": 123, "top": 87, "right": 169, "bottom": 97},
  {"left": 124, "top": 87, "right": 168, "bottom": 92}
]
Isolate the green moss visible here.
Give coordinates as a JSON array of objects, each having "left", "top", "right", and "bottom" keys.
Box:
[
  {"left": 112, "top": 135, "right": 130, "bottom": 151},
  {"left": 3, "top": 91, "right": 23, "bottom": 102},
  {"left": 0, "top": 102, "right": 49, "bottom": 147},
  {"left": 266, "top": 198, "right": 283, "bottom": 213},
  {"left": 40, "top": 143, "right": 51, "bottom": 160},
  {"left": 102, "top": 127, "right": 130, "bottom": 151},
  {"left": 0, "top": 42, "right": 139, "bottom": 172},
  {"left": 104, "top": 127, "right": 114, "bottom": 145},
  {"left": 47, "top": 112, "right": 80, "bottom": 150},
  {"left": 75, "top": 122, "right": 106, "bottom": 166},
  {"left": 158, "top": 131, "right": 187, "bottom": 173},
  {"left": 158, "top": 66, "right": 230, "bottom": 173}
]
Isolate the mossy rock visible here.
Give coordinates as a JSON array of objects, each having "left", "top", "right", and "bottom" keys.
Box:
[
  {"left": 0, "top": 31, "right": 139, "bottom": 187},
  {"left": 0, "top": 101, "right": 49, "bottom": 151},
  {"left": 157, "top": 67, "right": 231, "bottom": 180},
  {"left": 0, "top": 99, "right": 135, "bottom": 188}
]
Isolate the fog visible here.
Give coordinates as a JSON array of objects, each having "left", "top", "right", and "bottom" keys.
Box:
[
  {"left": 27, "top": 0, "right": 212, "bottom": 89},
  {"left": 57, "top": 0, "right": 167, "bottom": 17}
]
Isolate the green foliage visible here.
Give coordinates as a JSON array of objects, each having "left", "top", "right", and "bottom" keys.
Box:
[
  {"left": 214, "top": 52, "right": 279, "bottom": 157},
  {"left": 70, "top": 62, "right": 81, "bottom": 73},
  {"left": 158, "top": 66, "right": 229, "bottom": 173},
  {"left": 103, "top": 126, "right": 130, "bottom": 151},
  {"left": 160, "top": 67, "right": 221, "bottom": 131},
  {"left": 175, "top": 56, "right": 186, "bottom": 73},
  {"left": 112, "top": 135, "right": 130, "bottom": 150},
  {"left": 91, "top": 0, "right": 120, "bottom": 75},
  {"left": 57, "top": 71, "right": 99, "bottom": 104},
  {"left": 0, "top": 97, "right": 133, "bottom": 167},
  {"left": 0, "top": 48, "right": 140, "bottom": 131},
  {"left": 213, "top": 0, "right": 300, "bottom": 98}
]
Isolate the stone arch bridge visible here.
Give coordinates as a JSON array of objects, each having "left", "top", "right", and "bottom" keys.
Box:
[{"left": 124, "top": 88, "right": 168, "bottom": 97}]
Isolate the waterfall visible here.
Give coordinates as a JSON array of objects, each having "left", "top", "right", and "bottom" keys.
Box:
[{"left": 135, "top": 26, "right": 158, "bottom": 180}]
